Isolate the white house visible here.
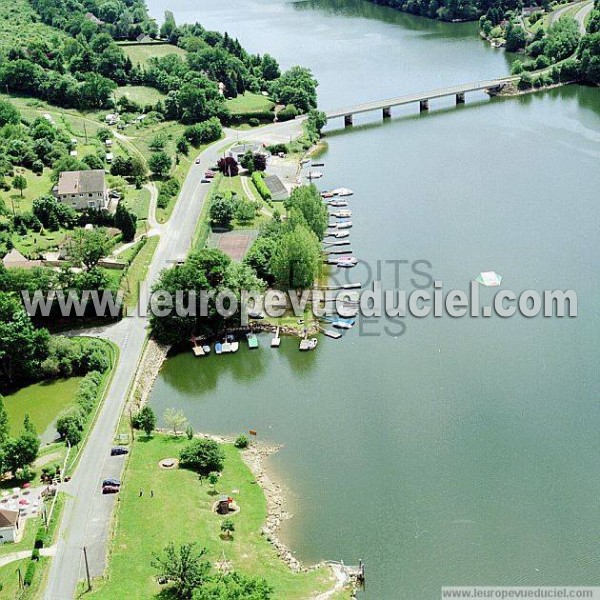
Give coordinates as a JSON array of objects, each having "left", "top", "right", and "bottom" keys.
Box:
[
  {"left": 53, "top": 170, "right": 108, "bottom": 211},
  {"left": 0, "top": 509, "right": 20, "bottom": 544}
]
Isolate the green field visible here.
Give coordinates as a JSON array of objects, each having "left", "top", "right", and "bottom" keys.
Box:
[
  {"left": 122, "top": 235, "right": 159, "bottom": 309},
  {"left": 226, "top": 92, "right": 275, "bottom": 115},
  {"left": 87, "top": 435, "right": 337, "bottom": 599},
  {"left": 120, "top": 43, "right": 187, "bottom": 67},
  {"left": 115, "top": 86, "right": 167, "bottom": 107},
  {"left": 3, "top": 377, "right": 83, "bottom": 437}
]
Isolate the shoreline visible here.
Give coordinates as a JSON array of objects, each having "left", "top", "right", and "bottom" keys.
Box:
[{"left": 134, "top": 338, "right": 355, "bottom": 597}]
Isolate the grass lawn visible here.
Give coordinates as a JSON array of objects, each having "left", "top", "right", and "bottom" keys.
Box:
[
  {"left": 3, "top": 377, "right": 83, "bottom": 437},
  {"left": 124, "top": 187, "right": 151, "bottom": 221},
  {"left": 122, "top": 235, "right": 159, "bottom": 309},
  {"left": 120, "top": 43, "right": 186, "bottom": 68},
  {"left": 0, "top": 515, "right": 39, "bottom": 557},
  {"left": 87, "top": 435, "right": 336, "bottom": 599},
  {"left": 226, "top": 92, "right": 275, "bottom": 116},
  {"left": 4, "top": 166, "right": 54, "bottom": 216},
  {"left": 116, "top": 86, "right": 167, "bottom": 107},
  {"left": 11, "top": 226, "right": 68, "bottom": 259}
]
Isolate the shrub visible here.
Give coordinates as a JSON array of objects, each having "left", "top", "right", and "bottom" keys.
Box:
[
  {"left": 251, "top": 171, "right": 271, "bottom": 201},
  {"left": 248, "top": 117, "right": 260, "bottom": 127},
  {"left": 277, "top": 104, "right": 298, "bottom": 122},
  {"left": 234, "top": 435, "right": 249, "bottom": 449},
  {"left": 34, "top": 527, "right": 46, "bottom": 549},
  {"left": 32, "top": 548, "right": 40, "bottom": 561},
  {"left": 24, "top": 560, "right": 36, "bottom": 586}
]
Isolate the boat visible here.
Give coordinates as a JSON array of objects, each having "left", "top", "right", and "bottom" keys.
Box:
[
  {"left": 337, "top": 257, "right": 358, "bottom": 268},
  {"left": 331, "top": 210, "right": 352, "bottom": 218},
  {"left": 202, "top": 345, "right": 211, "bottom": 354},
  {"left": 246, "top": 333, "right": 259, "bottom": 349},
  {"left": 299, "top": 337, "right": 318, "bottom": 351},
  {"left": 332, "top": 187, "right": 354, "bottom": 196},
  {"left": 215, "top": 342, "right": 223, "bottom": 355},
  {"left": 335, "top": 231, "right": 350, "bottom": 239},
  {"left": 328, "top": 201, "right": 348, "bottom": 207},
  {"left": 221, "top": 342, "right": 231, "bottom": 353},
  {"left": 343, "top": 283, "right": 361, "bottom": 289},
  {"left": 230, "top": 341, "right": 239, "bottom": 352},
  {"left": 312, "top": 162, "right": 325, "bottom": 167},
  {"left": 322, "top": 329, "right": 342, "bottom": 339},
  {"left": 321, "top": 191, "right": 335, "bottom": 198},
  {"left": 336, "top": 221, "right": 353, "bottom": 229},
  {"left": 271, "top": 327, "right": 281, "bottom": 347},
  {"left": 307, "top": 170, "right": 323, "bottom": 179},
  {"left": 332, "top": 320, "right": 353, "bottom": 330}
]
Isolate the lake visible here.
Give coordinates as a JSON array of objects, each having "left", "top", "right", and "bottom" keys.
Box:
[{"left": 146, "top": 0, "right": 600, "bottom": 597}]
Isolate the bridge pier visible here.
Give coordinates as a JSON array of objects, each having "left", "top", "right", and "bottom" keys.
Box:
[
  {"left": 456, "top": 92, "right": 465, "bottom": 104},
  {"left": 344, "top": 114, "right": 353, "bottom": 127},
  {"left": 382, "top": 107, "right": 391, "bottom": 119},
  {"left": 419, "top": 99, "right": 429, "bottom": 112}
]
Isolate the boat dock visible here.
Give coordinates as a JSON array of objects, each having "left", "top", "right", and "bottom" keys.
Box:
[{"left": 271, "top": 327, "right": 281, "bottom": 347}]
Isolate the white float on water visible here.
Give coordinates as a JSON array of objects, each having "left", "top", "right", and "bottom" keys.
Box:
[{"left": 476, "top": 271, "right": 502, "bottom": 286}]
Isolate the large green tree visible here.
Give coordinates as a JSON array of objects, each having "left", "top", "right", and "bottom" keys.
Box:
[{"left": 270, "top": 224, "right": 321, "bottom": 289}]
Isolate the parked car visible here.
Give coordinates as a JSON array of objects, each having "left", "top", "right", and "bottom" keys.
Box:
[
  {"left": 110, "top": 446, "right": 128, "bottom": 456},
  {"left": 195, "top": 158, "right": 201, "bottom": 164},
  {"left": 102, "top": 478, "right": 120, "bottom": 488},
  {"left": 201, "top": 179, "right": 210, "bottom": 183},
  {"left": 204, "top": 171, "right": 215, "bottom": 178},
  {"left": 102, "top": 485, "right": 120, "bottom": 494}
]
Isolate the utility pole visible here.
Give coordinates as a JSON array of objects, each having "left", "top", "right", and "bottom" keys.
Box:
[
  {"left": 17, "top": 567, "right": 23, "bottom": 589},
  {"left": 83, "top": 546, "right": 92, "bottom": 591},
  {"left": 84, "top": 122, "right": 88, "bottom": 144}
]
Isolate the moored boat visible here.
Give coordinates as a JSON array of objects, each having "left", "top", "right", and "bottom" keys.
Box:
[
  {"left": 299, "top": 337, "right": 318, "bottom": 351},
  {"left": 230, "top": 341, "right": 239, "bottom": 352},
  {"left": 215, "top": 342, "right": 223, "bottom": 355},
  {"left": 246, "top": 333, "right": 259, "bottom": 349}
]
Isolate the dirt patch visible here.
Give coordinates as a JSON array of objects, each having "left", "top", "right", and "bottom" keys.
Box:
[{"left": 159, "top": 458, "right": 178, "bottom": 469}]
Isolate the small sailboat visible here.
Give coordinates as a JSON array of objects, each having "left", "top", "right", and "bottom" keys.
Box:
[
  {"left": 331, "top": 210, "right": 352, "bottom": 218},
  {"left": 328, "top": 200, "right": 348, "bottom": 207},
  {"left": 299, "top": 337, "right": 318, "bottom": 351},
  {"left": 246, "top": 332, "right": 259, "bottom": 349},
  {"left": 332, "top": 187, "right": 354, "bottom": 196},
  {"left": 336, "top": 221, "right": 353, "bottom": 229},
  {"left": 202, "top": 345, "right": 211, "bottom": 354},
  {"left": 335, "top": 231, "right": 350, "bottom": 238},
  {"left": 215, "top": 342, "right": 223, "bottom": 355},
  {"left": 337, "top": 257, "right": 358, "bottom": 268},
  {"left": 271, "top": 327, "right": 281, "bottom": 348},
  {"left": 222, "top": 341, "right": 231, "bottom": 353},
  {"left": 307, "top": 170, "right": 323, "bottom": 179}
]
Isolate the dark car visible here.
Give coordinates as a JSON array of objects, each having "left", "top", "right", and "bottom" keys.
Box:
[
  {"left": 102, "top": 485, "right": 120, "bottom": 494},
  {"left": 110, "top": 446, "right": 128, "bottom": 456},
  {"left": 201, "top": 178, "right": 210, "bottom": 183},
  {"left": 102, "top": 478, "right": 121, "bottom": 488}
]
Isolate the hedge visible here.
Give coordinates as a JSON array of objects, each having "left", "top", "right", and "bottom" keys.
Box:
[
  {"left": 24, "top": 560, "right": 37, "bottom": 586},
  {"left": 34, "top": 527, "right": 47, "bottom": 549},
  {"left": 251, "top": 172, "right": 271, "bottom": 201}
]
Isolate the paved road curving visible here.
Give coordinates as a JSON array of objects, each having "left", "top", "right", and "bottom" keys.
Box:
[{"left": 43, "top": 117, "right": 304, "bottom": 600}]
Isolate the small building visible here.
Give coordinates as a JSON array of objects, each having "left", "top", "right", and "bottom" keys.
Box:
[
  {"left": 105, "top": 139, "right": 113, "bottom": 147},
  {"left": 54, "top": 170, "right": 108, "bottom": 211},
  {"left": 105, "top": 113, "right": 119, "bottom": 126},
  {"left": 264, "top": 174, "right": 289, "bottom": 201},
  {"left": 2, "top": 248, "right": 42, "bottom": 270},
  {"left": 136, "top": 33, "right": 153, "bottom": 43},
  {"left": 84, "top": 12, "right": 105, "bottom": 25},
  {"left": 229, "top": 143, "right": 262, "bottom": 161},
  {"left": 0, "top": 509, "right": 21, "bottom": 544},
  {"left": 106, "top": 152, "right": 113, "bottom": 163},
  {"left": 522, "top": 5, "right": 542, "bottom": 15}
]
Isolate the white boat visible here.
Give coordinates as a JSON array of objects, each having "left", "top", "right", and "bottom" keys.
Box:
[
  {"left": 221, "top": 342, "right": 231, "bottom": 353},
  {"left": 335, "top": 231, "right": 350, "bottom": 238},
  {"left": 307, "top": 170, "right": 323, "bottom": 179},
  {"left": 475, "top": 271, "right": 502, "bottom": 287},
  {"left": 337, "top": 257, "right": 358, "bottom": 268},
  {"left": 332, "top": 320, "right": 353, "bottom": 330},
  {"left": 337, "top": 221, "right": 353, "bottom": 229},
  {"left": 299, "top": 337, "right": 318, "bottom": 351},
  {"left": 332, "top": 187, "right": 353, "bottom": 196},
  {"left": 202, "top": 345, "right": 211, "bottom": 354},
  {"left": 328, "top": 200, "right": 348, "bottom": 207},
  {"left": 331, "top": 210, "right": 352, "bottom": 218},
  {"left": 230, "top": 341, "right": 239, "bottom": 352}
]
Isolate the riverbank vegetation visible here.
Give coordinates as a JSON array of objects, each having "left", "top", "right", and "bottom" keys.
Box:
[{"left": 86, "top": 434, "right": 337, "bottom": 599}]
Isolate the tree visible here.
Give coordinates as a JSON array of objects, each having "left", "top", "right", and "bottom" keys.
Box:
[
  {"left": 209, "top": 194, "right": 235, "bottom": 228},
  {"left": 68, "top": 228, "right": 110, "bottom": 270},
  {"left": 33, "top": 195, "right": 77, "bottom": 230},
  {"left": 151, "top": 543, "right": 211, "bottom": 600},
  {"left": 3, "top": 432, "right": 40, "bottom": 476},
  {"left": 0, "top": 100, "right": 20, "bottom": 126},
  {"left": 56, "top": 410, "right": 84, "bottom": 446},
  {"left": 0, "top": 396, "right": 9, "bottom": 445},
  {"left": 307, "top": 109, "right": 327, "bottom": 134},
  {"left": 208, "top": 471, "right": 219, "bottom": 492},
  {"left": 183, "top": 118, "right": 223, "bottom": 147},
  {"left": 133, "top": 406, "right": 156, "bottom": 436},
  {"left": 23, "top": 414, "right": 36, "bottom": 436},
  {"left": 179, "top": 438, "right": 225, "bottom": 475},
  {"left": 505, "top": 23, "right": 527, "bottom": 52},
  {"left": 270, "top": 224, "right": 321, "bottom": 289},
  {"left": 177, "top": 136, "right": 189, "bottom": 155},
  {"left": 579, "top": 31, "right": 600, "bottom": 84},
  {"left": 220, "top": 518, "right": 235, "bottom": 540},
  {"left": 115, "top": 201, "right": 137, "bottom": 242},
  {"left": 148, "top": 151, "right": 172, "bottom": 178},
  {"left": 244, "top": 235, "right": 279, "bottom": 283},
  {"left": 164, "top": 408, "right": 188, "bottom": 435},
  {"left": 0, "top": 292, "right": 50, "bottom": 385},
  {"left": 284, "top": 184, "right": 328, "bottom": 240},
  {"left": 12, "top": 174, "right": 27, "bottom": 197},
  {"left": 217, "top": 156, "right": 239, "bottom": 177},
  {"left": 193, "top": 572, "right": 273, "bottom": 600}
]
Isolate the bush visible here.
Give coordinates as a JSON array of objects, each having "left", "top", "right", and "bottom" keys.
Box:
[
  {"left": 32, "top": 548, "right": 40, "bottom": 561},
  {"left": 179, "top": 438, "right": 225, "bottom": 475},
  {"left": 248, "top": 118, "right": 260, "bottom": 127},
  {"left": 234, "top": 435, "right": 249, "bottom": 449},
  {"left": 184, "top": 117, "right": 223, "bottom": 147},
  {"left": 34, "top": 527, "right": 46, "bottom": 549},
  {"left": 24, "top": 560, "right": 36, "bottom": 586},
  {"left": 251, "top": 171, "right": 271, "bottom": 201},
  {"left": 266, "top": 143, "right": 287, "bottom": 155},
  {"left": 277, "top": 104, "right": 298, "bottom": 122}
]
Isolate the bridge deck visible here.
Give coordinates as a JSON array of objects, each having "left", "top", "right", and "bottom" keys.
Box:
[{"left": 325, "top": 77, "right": 516, "bottom": 119}]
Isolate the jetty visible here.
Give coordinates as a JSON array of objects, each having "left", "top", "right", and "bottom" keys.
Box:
[{"left": 190, "top": 336, "right": 205, "bottom": 357}]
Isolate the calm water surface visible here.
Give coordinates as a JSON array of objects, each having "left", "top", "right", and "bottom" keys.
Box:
[{"left": 146, "top": 0, "right": 600, "bottom": 597}]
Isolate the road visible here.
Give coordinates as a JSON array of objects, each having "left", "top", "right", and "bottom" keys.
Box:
[
  {"left": 548, "top": 0, "right": 593, "bottom": 32},
  {"left": 43, "top": 118, "right": 304, "bottom": 600}
]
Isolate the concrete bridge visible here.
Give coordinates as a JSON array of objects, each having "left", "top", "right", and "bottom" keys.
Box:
[{"left": 325, "top": 77, "right": 517, "bottom": 126}]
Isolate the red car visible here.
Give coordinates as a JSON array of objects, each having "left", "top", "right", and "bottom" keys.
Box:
[{"left": 204, "top": 171, "right": 215, "bottom": 178}]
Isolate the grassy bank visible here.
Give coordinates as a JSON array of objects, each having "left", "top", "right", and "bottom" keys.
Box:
[{"left": 86, "top": 435, "right": 335, "bottom": 599}]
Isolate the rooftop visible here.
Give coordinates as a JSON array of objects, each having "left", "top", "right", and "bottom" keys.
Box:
[
  {"left": 0, "top": 508, "right": 19, "bottom": 528},
  {"left": 56, "top": 170, "right": 106, "bottom": 196}
]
